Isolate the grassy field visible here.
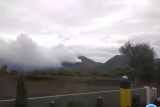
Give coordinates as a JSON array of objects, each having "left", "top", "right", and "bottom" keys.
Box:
[{"left": 0, "top": 75, "right": 159, "bottom": 100}]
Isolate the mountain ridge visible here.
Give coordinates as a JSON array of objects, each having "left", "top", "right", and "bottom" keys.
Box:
[{"left": 1, "top": 55, "right": 160, "bottom": 72}]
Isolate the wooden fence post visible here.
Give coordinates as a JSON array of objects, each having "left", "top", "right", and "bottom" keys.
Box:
[
  {"left": 96, "top": 97, "right": 103, "bottom": 107},
  {"left": 132, "top": 94, "right": 141, "bottom": 107}
]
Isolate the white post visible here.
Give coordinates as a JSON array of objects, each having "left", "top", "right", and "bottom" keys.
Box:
[
  {"left": 152, "top": 87, "right": 157, "bottom": 99},
  {"left": 144, "top": 86, "right": 151, "bottom": 104}
]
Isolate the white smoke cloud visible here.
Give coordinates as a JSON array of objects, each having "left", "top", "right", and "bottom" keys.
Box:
[{"left": 0, "top": 34, "right": 79, "bottom": 68}]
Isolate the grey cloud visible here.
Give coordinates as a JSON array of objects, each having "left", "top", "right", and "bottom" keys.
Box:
[
  {"left": 77, "top": 0, "right": 160, "bottom": 36},
  {"left": 0, "top": 0, "right": 125, "bottom": 34},
  {"left": 0, "top": 34, "right": 79, "bottom": 68}
]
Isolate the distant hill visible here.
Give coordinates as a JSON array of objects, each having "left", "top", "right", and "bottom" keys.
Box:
[
  {"left": 62, "top": 55, "right": 129, "bottom": 71},
  {"left": 97, "top": 55, "right": 129, "bottom": 71},
  {"left": 1, "top": 55, "right": 159, "bottom": 72},
  {"left": 62, "top": 56, "right": 102, "bottom": 71}
]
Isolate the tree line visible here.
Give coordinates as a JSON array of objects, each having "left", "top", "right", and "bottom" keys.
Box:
[{"left": 119, "top": 41, "right": 160, "bottom": 82}]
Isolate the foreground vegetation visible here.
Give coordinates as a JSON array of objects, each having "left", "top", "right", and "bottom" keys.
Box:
[{"left": 120, "top": 42, "right": 160, "bottom": 82}]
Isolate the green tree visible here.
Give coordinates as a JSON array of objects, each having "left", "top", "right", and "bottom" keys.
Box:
[
  {"left": 119, "top": 41, "right": 156, "bottom": 81},
  {"left": 15, "top": 74, "right": 28, "bottom": 107}
]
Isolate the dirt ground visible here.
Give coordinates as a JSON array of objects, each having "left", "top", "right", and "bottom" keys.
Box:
[{"left": 0, "top": 75, "right": 157, "bottom": 100}]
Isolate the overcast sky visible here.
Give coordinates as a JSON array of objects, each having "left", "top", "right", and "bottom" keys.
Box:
[{"left": 0, "top": 0, "right": 160, "bottom": 67}]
